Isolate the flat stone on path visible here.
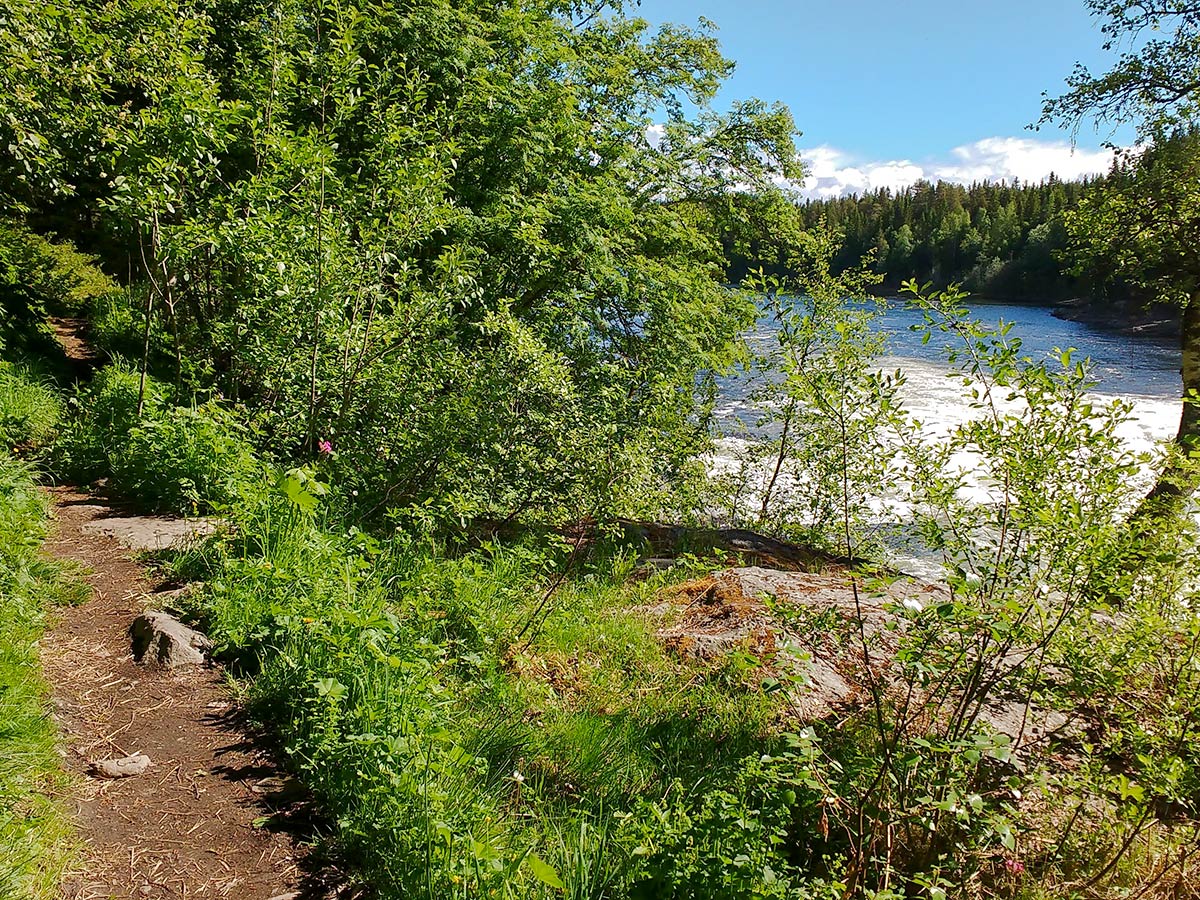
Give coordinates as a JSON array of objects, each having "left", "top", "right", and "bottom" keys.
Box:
[
  {"left": 78, "top": 510, "right": 218, "bottom": 552},
  {"left": 89, "top": 753, "right": 152, "bottom": 779}
]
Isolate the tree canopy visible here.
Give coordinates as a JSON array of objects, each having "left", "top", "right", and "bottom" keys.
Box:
[
  {"left": 2, "top": 0, "right": 806, "bottom": 526},
  {"left": 767, "top": 176, "right": 1104, "bottom": 301},
  {"left": 1042, "top": 1, "right": 1200, "bottom": 138},
  {"left": 1044, "top": 1, "right": 1200, "bottom": 512}
]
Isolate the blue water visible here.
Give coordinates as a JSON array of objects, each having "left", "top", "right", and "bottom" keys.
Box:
[
  {"left": 716, "top": 299, "right": 1181, "bottom": 437},
  {"left": 872, "top": 299, "right": 1180, "bottom": 399},
  {"left": 715, "top": 300, "right": 1183, "bottom": 576}
]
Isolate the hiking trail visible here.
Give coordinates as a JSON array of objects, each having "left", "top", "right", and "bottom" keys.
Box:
[{"left": 39, "top": 488, "right": 324, "bottom": 900}]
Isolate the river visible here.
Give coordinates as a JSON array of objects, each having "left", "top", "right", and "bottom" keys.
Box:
[
  {"left": 717, "top": 298, "right": 1181, "bottom": 449},
  {"left": 714, "top": 299, "right": 1183, "bottom": 576}
]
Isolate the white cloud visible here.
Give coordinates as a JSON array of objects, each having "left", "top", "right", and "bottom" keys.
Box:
[{"left": 799, "top": 137, "right": 1120, "bottom": 200}]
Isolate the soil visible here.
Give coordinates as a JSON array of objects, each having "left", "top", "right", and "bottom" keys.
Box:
[
  {"left": 47, "top": 318, "right": 99, "bottom": 376},
  {"left": 40, "top": 488, "right": 340, "bottom": 900}
]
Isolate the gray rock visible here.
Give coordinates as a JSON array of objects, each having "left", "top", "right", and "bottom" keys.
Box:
[
  {"left": 130, "top": 611, "right": 212, "bottom": 667},
  {"left": 90, "top": 753, "right": 152, "bottom": 778},
  {"left": 633, "top": 558, "right": 679, "bottom": 580},
  {"left": 80, "top": 514, "right": 218, "bottom": 552},
  {"left": 977, "top": 701, "right": 1075, "bottom": 751},
  {"left": 649, "top": 567, "right": 1082, "bottom": 764},
  {"left": 652, "top": 566, "right": 941, "bottom": 720}
]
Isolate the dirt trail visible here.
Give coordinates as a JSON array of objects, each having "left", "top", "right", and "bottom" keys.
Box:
[
  {"left": 47, "top": 318, "right": 99, "bottom": 377},
  {"left": 40, "top": 488, "right": 319, "bottom": 900}
]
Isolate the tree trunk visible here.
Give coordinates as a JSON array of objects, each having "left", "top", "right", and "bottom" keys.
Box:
[{"left": 1135, "top": 289, "right": 1200, "bottom": 519}]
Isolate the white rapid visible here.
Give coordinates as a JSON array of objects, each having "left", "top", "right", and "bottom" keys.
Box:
[{"left": 713, "top": 300, "right": 1183, "bottom": 579}]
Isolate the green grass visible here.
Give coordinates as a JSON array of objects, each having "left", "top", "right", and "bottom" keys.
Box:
[
  {"left": 0, "top": 362, "right": 63, "bottom": 454},
  {"left": 164, "top": 472, "right": 787, "bottom": 899},
  {"left": 0, "top": 454, "right": 81, "bottom": 900}
]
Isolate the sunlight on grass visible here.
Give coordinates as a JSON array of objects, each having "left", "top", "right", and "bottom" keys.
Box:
[{"left": 0, "top": 454, "right": 78, "bottom": 900}]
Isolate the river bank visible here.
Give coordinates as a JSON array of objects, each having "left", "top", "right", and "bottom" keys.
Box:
[{"left": 1051, "top": 295, "right": 1182, "bottom": 339}]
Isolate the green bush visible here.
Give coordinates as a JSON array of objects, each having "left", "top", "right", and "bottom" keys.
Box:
[
  {"left": 624, "top": 741, "right": 827, "bottom": 900},
  {"left": 161, "top": 468, "right": 786, "bottom": 900},
  {"left": 0, "top": 222, "right": 118, "bottom": 364},
  {"left": 55, "top": 362, "right": 261, "bottom": 513},
  {"left": 111, "top": 402, "right": 261, "bottom": 513},
  {"left": 52, "top": 362, "right": 146, "bottom": 484},
  {"left": 85, "top": 290, "right": 144, "bottom": 360},
  {"left": 179, "top": 473, "right": 525, "bottom": 897},
  {"left": 0, "top": 221, "right": 116, "bottom": 317}
]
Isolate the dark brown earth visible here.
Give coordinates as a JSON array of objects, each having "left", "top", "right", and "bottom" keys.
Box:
[
  {"left": 47, "top": 318, "right": 99, "bottom": 376},
  {"left": 40, "top": 488, "right": 327, "bottom": 900}
]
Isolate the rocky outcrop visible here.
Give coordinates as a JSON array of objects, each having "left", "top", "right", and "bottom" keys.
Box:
[
  {"left": 130, "top": 611, "right": 212, "bottom": 668},
  {"left": 648, "top": 567, "right": 1080, "bottom": 758},
  {"left": 1052, "top": 296, "right": 1180, "bottom": 339}
]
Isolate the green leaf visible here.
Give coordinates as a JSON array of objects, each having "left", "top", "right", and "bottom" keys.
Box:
[
  {"left": 525, "top": 852, "right": 565, "bottom": 890},
  {"left": 314, "top": 677, "right": 346, "bottom": 700}
]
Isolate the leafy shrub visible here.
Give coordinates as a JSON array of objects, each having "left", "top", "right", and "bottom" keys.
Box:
[
  {"left": 85, "top": 288, "right": 180, "bottom": 376},
  {"left": 85, "top": 290, "right": 142, "bottom": 359},
  {"left": 164, "top": 470, "right": 783, "bottom": 900},
  {"left": 709, "top": 278, "right": 1200, "bottom": 896},
  {"left": 0, "top": 221, "right": 119, "bottom": 369},
  {"left": 52, "top": 362, "right": 147, "bottom": 484},
  {"left": 111, "top": 403, "right": 261, "bottom": 513},
  {"left": 55, "top": 362, "right": 261, "bottom": 513},
  {"left": 180, "top": 472, "right": 532, "bottom": 898},
  {"left": 624, "top": 735, "right": 827, "bottom": 899},
  {"left": 0, "top": 221, "right": 116, "bottom": 316}
]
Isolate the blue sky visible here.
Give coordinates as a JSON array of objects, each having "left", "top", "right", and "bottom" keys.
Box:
[{"left": 636, "top": 0, "right": 1133, "bottom": 196}]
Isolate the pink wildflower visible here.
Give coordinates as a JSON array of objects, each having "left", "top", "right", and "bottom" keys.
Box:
[
  {"left": 1004, "top": 858, "right": 1025, "bottom": 876},
  {"left": 318, "top": 439, "right": 333, "bottom": 455}
]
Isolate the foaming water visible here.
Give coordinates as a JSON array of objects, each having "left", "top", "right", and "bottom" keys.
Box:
[
  {"left": 884, "top": 354, "right": 1180, "bottom": 459},
  {"left": 713, "top": 300, "right": 1182, "bottom": 578}
]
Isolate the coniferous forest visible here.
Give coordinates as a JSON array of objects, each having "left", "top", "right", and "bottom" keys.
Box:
[
  {"left": 3, "top": 1, "right": 1200, "bottom": 898},
  {"left": 731, "top": 158, "right": 1187, "bottom": 333},
  {"left": 801, "top": 178, "right": 1096, "bottom": 298}
]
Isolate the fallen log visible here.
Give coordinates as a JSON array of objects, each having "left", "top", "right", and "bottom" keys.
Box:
[
  {"left": 471, "top": 517, "right": 865, "bottom": 572},
  {"left": 614, "top": 520, "right": 856, "bottom": 571}
]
